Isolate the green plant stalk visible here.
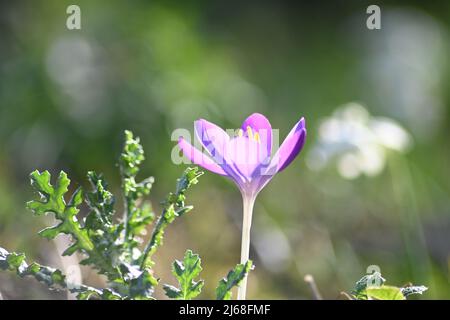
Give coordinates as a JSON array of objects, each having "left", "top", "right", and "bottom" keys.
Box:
[
  {"left": 237, "top": 194, "right": 255, "bottom": 300},
  {"left": 139, "top": 206, "right": 172, "bottom": 269},
  {"left": 123, "top": 199, "right": 132, "bottom": 243},
  {"left": 120, "top": 168, "right": 131, "bottom": 244},
  {"left": 0, "top": 246, "right": 121, "bottom": 299}
]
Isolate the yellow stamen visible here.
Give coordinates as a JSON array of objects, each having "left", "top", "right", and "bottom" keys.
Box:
[
  {"left": 237, "top": 129, "right": 243, "bottom": 137},
  {"left": 243, "top": 126, "right": 260, "bottom": 143},
  {"left": 246, "top": 126, "right": 253, "bottom": 140}
]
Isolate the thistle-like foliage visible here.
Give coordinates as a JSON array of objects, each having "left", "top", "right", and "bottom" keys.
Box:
[
  {"left": 119, "top": 130, "right": 155, "bottom": 247},
  {"left": 348, "top": 271, "right": 427, "bottom": 300},
  {"left": 27, "top": 171, "right": 93, "bottom": 255},
  {"left": 216, "top": 261, "right": 254, "bottom": 300},
  {"left": 400, "top": 285, "right": 428, "bottom": 297},
  {"left": 163, "top": 250, "right": 204, "bottom": 300},
  {"left": 83, "top": 171, "right": 124, "bottom": 279},
  {"left": 0, "top": 247, "right": 121, "bottom": 300},
  {"left": 0, "top": 130, "right": 253, "bottom": 300}
]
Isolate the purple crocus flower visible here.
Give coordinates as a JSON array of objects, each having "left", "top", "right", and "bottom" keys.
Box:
[{"left": 178, "top": 113, "right": 306, "bottom": 299}]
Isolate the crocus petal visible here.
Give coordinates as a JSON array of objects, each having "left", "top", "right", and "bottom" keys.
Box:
[
  {"left": 194, "top": 119, "right": 230, "bottom": 162},
  {"left": 226, "top": 136, "right": 263, "bottom": 179},
  {"left": 195, "top": 119, "right": 247, "bottom": 186},
  {"left": 241, "top": 113, "right": 272, "bottom": 157},
  {"left": 269, "top": 117, "right": 306, "bottom": 173},
  {"left": 178, "top": 137, "right": 227, "bottom": 175}
]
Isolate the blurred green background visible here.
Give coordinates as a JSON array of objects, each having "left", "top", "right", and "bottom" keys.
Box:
[{"left": 0, "top": 0, "right": 449, "bottom": 299}]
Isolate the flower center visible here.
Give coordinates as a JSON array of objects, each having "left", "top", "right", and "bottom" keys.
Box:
[{"left": 236, "top": 126, "right": 260, "bottom": 143}]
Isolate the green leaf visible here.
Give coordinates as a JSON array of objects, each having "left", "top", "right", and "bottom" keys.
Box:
[
  {"left": 163, "top": 250, "right": 204, "bottom": 300},
  {"left": 119, "top": 130, "right": 145, "bottom": 178},
  {"left": 82, "top": 171, "right": 127, "bottom": 281},
  {"left": 101, "top": 289, "right": 124, "bottom": 300},
  {"left": 350, "top": 270, "right": 427, "bottom": 300},
  {"left": 366, "top": 286, "right": 405, "bottom": 300},
  {"left": 128, "top": 269, "right": 158, "bottom": 299},
  {"left": 216, "top": 260, "right": 253, "bottom": 300},
  {"left": 85, "top": 171, "right": 116, "bottom": 230},
  {"left": 352, "top": 271, "right": 385, "bottom": 299},
  {"left": 0, "top": 246, "right": 122, "bottom": 299},
  {"left": 401, "top": 285, "right": 428, "bottom": 297},
  {"left": 27, "top": 171, "right": 94, "bottom": 253},
  {"left": 5, "top": 252, "right": 26, "bottom": 271},
  {"left": 27, "top": 170, "right": 124, "bottom": 282}
]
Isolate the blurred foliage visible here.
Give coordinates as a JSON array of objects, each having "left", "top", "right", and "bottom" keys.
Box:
[{"left": 0, "top": 0, "right": 449, "bottom": 299}]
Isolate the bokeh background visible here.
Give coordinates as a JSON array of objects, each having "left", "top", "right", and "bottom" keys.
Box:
[{"left": 0, "top": 0, "right": 449, "bottom": 299}]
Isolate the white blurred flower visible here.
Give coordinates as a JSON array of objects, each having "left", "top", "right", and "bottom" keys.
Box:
[{"left": 307, "top": 103, "right": 412, "bottom": 179}]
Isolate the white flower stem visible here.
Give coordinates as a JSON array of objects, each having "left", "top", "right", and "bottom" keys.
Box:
[{"left": 237, "top": 194, "right": 255, "bottom": 300}]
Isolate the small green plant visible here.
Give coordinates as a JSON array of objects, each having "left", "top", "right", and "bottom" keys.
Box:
[
  {"left": 344, "top": 271, "right": 427, "bottom": 300},
  {"left": 0, "top": 130, "right": 252, "bottom": 300}
]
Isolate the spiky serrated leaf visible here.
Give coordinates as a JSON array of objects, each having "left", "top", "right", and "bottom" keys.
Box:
[
  {"left": 120, "top": 130, "right": 145, "bottom": 177},
  {"left": 27, "top": 170, "right": 124, "bottom": 282},
  {"left": 5, "top": 252, "right": 26, "bottom": 271},
  {"left": 352, "top": 271, "right": 385, "bottom": 299},
  {"left": 164, "top": 284, "right": 182, "bottom": 299},
  {"left": 81, "top": 170, "right": 129, "bottom": 281},
  {"left": 119, "top": 131, "right": 155, "bottom": 247},
  {"left": 216, "top": 261, "right": 253, "bottom": 300},
  {"left": 85, "top": 171, "right": 116, "bottom": 229},
  {"left": 27, "top": 171, "right": 94, "bottom": 252},
  {"left": 0, "top": 246, "right": 122, "bottom": 299},
  {"left": 128, "top": 269, "right": 158, "bottom": 299},
  {"left": 350, "top": 270, "right": 427, "bottom": 300},
  {"left": 163, "top": 250, "right": 204, "bottom": 300},
  {"left": 401, "top": 285, "right": 428, "bottom": 297}
]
